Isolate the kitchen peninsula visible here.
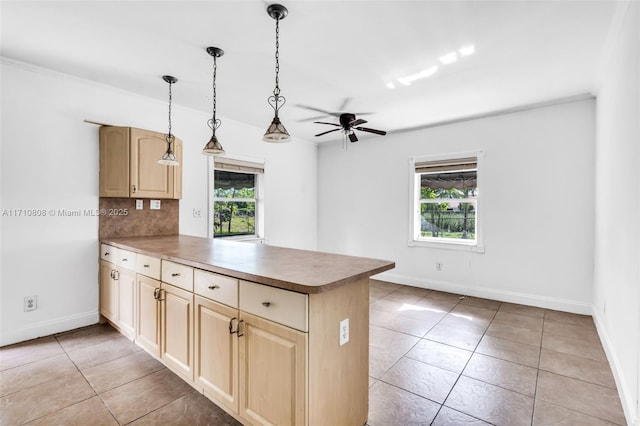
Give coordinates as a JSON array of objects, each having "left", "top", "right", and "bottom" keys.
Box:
[{"left": 100, "top": 234, "right": 394, "bottom": 426}]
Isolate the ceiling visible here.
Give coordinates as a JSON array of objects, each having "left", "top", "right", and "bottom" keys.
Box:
[{"left": 0, "top": 1, "right": 619, "bottom": 143}]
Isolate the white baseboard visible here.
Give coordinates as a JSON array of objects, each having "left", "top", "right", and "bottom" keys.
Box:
[
  {"left": 592, "top": 308, "right": 637, "bottom": 426},
  {"left": 0, "top": 311, "right": 100, "bottom": 347},
  {"left": 374, "top": 272, "right": 592, "bottom": 314}
]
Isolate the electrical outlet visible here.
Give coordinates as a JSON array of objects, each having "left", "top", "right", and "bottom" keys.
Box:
[
  {"left": 193, "top": 208, "right": 202, "bottom": 218},
  {"left": 436, "top": 262, "right": 443, "bottom": 271},
  {"left": 150, "top": 200, "right": 161, "bottom": 210},
  {"left": 24, "top": 296, "right": 37, "bottom": 312},
  {"left": 339, "top": 318, "right": 349, "bottom": 346},
  {"left": 136, "top": 199, "right": 143, "bottom": 210}
]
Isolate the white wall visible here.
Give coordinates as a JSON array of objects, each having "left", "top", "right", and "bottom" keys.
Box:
[
  {"left": 0, "top": 60, "right": 317, "bottom": 346},
  {"left": 318, "top": 99, "right": 595, "bottom": 313},
  {"left": 593, "top": 2, "right": 640, "bottom": 425}
]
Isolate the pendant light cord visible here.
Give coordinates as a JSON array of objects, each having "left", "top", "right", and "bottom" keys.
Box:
[
  {"left": 274, "top": 17, "right": 281, "bottom": 97},
  {"left": 212, "top": 54, "right": 217, "bottom": 123},
  {"left": 167, "top": 81, "right": 173, "bottom": 138}
]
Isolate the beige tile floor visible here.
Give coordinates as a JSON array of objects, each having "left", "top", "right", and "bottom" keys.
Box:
[{"left": 0, "top": 280, "right": 627, "bottom": 425}]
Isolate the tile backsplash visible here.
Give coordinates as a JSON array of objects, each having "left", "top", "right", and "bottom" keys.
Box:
[{"left": 99, "top": 198, "right": 178, "bottom": 239}]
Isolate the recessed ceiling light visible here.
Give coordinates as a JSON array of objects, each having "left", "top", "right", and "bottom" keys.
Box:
[
  {"left": 439, "top": 52, "right": 458, "bottom": 65},
  {"left": 397, "top": 66, "right": 439, "bottom": 86},
  {"left": 459, "top": 45, "right": 475, "bottom": 56}
]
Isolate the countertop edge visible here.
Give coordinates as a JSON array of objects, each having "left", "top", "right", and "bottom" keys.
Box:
[{"left": 102, "top": 238, "right": 395, "bottom": 294}]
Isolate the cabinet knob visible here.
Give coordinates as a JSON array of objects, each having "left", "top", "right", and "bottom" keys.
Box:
[
  {"left": 104, "top": 252, "right": 109, "bottom": 256},
  {"left": 208, "top": 285, "right": 220, "bottom": 290},
  {"left": 132, "top": 185, "right": 137, "bottom": 193},
  {"left": 171, "top": 273, "right": 180, "bottom": 277},
  {"left": 262, "top": 301, "right": 271, "bottom": 307}
]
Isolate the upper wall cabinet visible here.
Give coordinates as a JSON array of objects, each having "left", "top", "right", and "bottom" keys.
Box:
[{"left": 99, "top": 126, "right": 182, "bottom": 199}]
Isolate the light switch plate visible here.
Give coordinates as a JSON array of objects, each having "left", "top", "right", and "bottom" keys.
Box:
[
  {"left": 136, "top": 199, "right": 143, "bottom": 210},
  {"left": 150, "top": 200, "right": 161, "bottom": 210},
  {"left": 339, "top": 318, "right": 349, "bottom": 346}
]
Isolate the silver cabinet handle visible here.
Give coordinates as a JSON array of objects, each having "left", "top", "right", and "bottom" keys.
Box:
[
  {"left": 229, "top": 317, "right": 237, "bottom": 334},
  {"left": 236, "top": 319, "right": 244, "bottom": 337},
  {"left": 208, "top": 285, "right": 220, "bottom": 290},
  {"left": 262, "top": 302, "right": 271, "bottom": 307},
  {"left": 171, "top": 273, "right": 180, "bottom": 277}
]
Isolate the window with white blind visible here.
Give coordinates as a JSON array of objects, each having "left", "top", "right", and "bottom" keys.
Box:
[
  {"left": 210, "top": 157, "right": 264, "bottom": 239},
  {"left": 409, "top": 152, "right": 484, "bottom": 251}
]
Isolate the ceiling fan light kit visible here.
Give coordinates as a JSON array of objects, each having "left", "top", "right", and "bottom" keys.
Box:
[
  {"left": 202, "top": 46, "right": 226, "bottom": 156},
  {"left": 158, "top": 75, "right": 180, "bottom": 166},
  {"left": 263, "top": 3, "right": 291, "bottom": 143}
]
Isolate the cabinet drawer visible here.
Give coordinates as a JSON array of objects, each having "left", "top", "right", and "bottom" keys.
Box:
[
  {"left": 136, "top": 254, "right": 161, "bottom": 280},
  {"left": 100, "top": 244, "right": 118, "bottom": 263},
  {"left": 162, "top": 260, "right": 194, "bottom": 291},
  {"left": 117, "top": 249, "right": 137, "bottom": 271},
  {"left": 194, "top": 270, "right": 238, "bottom": 308},
  {"left": 239, "top": 281, "right": 308, "bottom": 332}
]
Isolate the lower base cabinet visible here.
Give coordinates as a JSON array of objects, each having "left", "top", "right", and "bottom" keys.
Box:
[
  {"left": 160, "top": 282, "right": 194, "bottom": 382},
  {"left": 136, "top": 274, "right": 160, "bottom": 357},
  {"left": 239, "top": 312, "right": 307, "bottom": 426},
  {"left": 194, "top": 296, "right": 238, "bottom": 413}
]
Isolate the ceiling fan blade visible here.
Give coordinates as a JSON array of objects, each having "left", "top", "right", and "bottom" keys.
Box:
[
  {"left": 298, "top": 115, "right": 331, "bottom": 122},
  {"left": 348, "top": 132, "right": 359, "bottom": 142},
  {"left": 355, "top": 127, "right": 387, "bottom": 136},
  {"left": 314, "top": 121, "right": 341, "bottom": 126},
  {"left": 297, "top": 104, "right": 341, "bottom": 117},
  {"left": 349, "top": 118, "right": 368, "bottom": 127},
  {"left": 315, "top": 128, "right": 343, "bottom": 137},
  {"left": 338, "top": 97, "right": 351, "bottom": 111}
]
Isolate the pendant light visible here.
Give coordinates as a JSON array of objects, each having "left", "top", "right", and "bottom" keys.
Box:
[
  {"left": 202, "top": 47, "right": 226, "bottom": 156},
  {"left": 263, "top": 3, "right": 291, "bottom": 143},
  {"left": 158, "top": 75, "right": 180, "bottom": 166}
]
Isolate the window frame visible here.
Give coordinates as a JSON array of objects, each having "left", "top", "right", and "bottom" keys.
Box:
[
  {"left": 208, "top": 156, "right": 265, "bottom": 241},
  {"left": 408, "top": 150, "right": 485, "bottom": 252}
]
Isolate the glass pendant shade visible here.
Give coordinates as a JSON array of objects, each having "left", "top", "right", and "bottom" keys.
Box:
[
  {"left": 202, "top": 133, "right": 225, "bottom": 155},
  {"left": 263, "top": 116, "right": 291, "bottom": 142}
]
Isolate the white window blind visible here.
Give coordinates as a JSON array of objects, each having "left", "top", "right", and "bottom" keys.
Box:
[{"left": 213, "top": 157, "right": 264, "bottom": 174}]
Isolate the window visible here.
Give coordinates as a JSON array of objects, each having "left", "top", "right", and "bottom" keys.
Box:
[
  {"left": 409, "top": 152, "right": 483, "bottom": 251},
  {"left": 210, "top": 157, "right": 264, "bottom": 239}
]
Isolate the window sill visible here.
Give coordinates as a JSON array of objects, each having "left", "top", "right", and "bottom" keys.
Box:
[{"left": 409, "top": 238, "right": 485, "bottom": 253}]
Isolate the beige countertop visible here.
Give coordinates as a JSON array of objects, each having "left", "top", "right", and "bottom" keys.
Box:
[{"left": 102, "top": 235, "right": 395, "bottom": 294}]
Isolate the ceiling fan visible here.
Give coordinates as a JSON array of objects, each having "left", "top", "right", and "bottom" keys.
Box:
[{"left": 314, "top": 113, "right": 387, "bottom": 142}]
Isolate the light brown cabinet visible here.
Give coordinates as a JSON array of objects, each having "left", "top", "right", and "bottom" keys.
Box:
[
  {"left": 99, "top": 246, "right": 136, "bottom": 340},
  {"left": 194, "top": 295, "right": 239, "bottom": 413},
  {"left": 136, "top": 274, "right": 161, "bottom": 357},
  {"left": 238, "top": 312, "right": 307, "bottom": 426},
  {"left": 99, "top": 259, "right": 118, "bottom": 322},
  {"left": 99, "top": 126, "right": 182, "bottom": 199},
  {"left": 99, "top": 243, "right": 372, "bottom": 426},
  {"left": 160, "top": 282, "right": 194, "bottom": 382}
]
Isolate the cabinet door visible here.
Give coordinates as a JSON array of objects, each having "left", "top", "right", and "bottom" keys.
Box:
[
  {"left": 117, "top": 267, "right": 136, "bottom": 340},
  {"left": 99, "top": 260, "right": 118, "bottom": 322},
  {"left": 239, "top": 312, "right": 307, "bottom": 426},
  {"left": 160, "top": 283, "right": 194, "bottom": 382},
  {"left": 136, "top": 274, "right": 161, "bottom": 357},
  {"left": 99, "top": 127, "right": 130, "bottom": 197},
  {"left": 130, "top": 128, "right": 174, "bottom": 199},
  {"left": 194, "top": 296, "right": 238, "bottom": 413}
]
